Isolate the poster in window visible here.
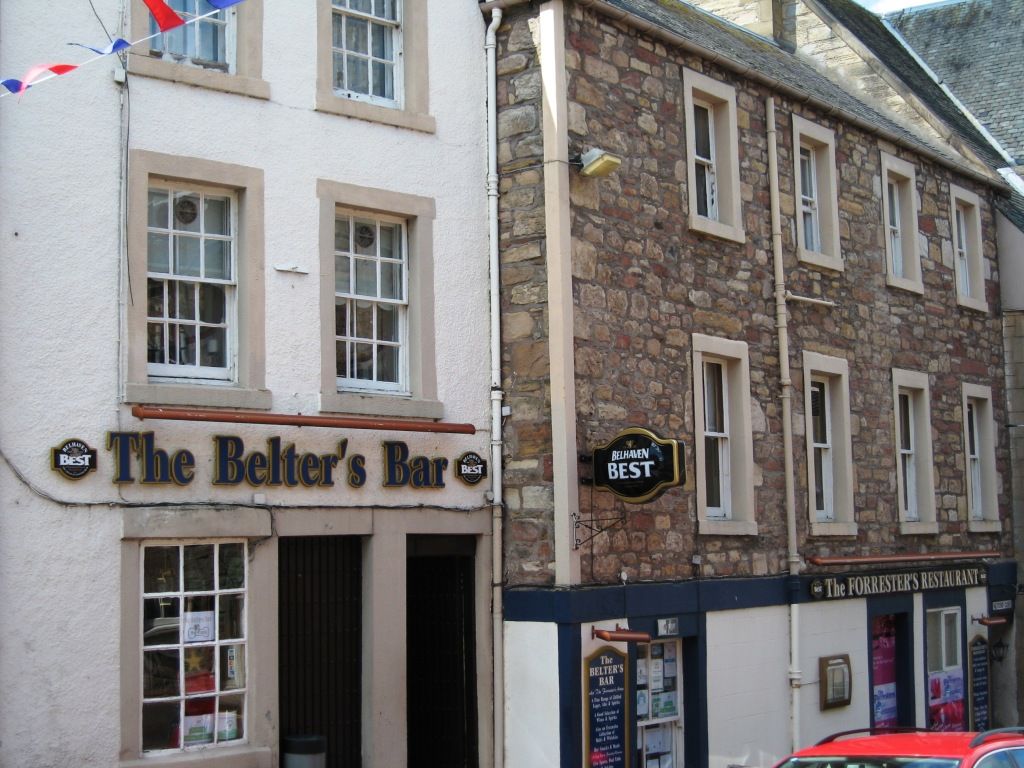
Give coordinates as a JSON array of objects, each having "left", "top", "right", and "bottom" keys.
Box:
[
  {"left": 183, "top": 610, "right": 215, "bottom": 643},
  {"left": 928, "top": 669, "right": 965, "bottom": 731},
  {"left": 651, "top": 691, "right": 678, "bottom": 719},
  {"left": 649, "top": 659, "right": 664, "bottom": 692},
  {"left": 871, "top": 615, "right": 899, "bottom": 727},
  {"left": 637, "top": 689, "right": 649, "bottom": 718}
]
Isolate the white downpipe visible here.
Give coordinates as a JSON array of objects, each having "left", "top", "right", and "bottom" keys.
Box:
[
  {"left": 485, "top": 9, "right": 505, "bottom": 768},
  {"left": 767, "top": 95, "right": 802, "bottom": 752}
]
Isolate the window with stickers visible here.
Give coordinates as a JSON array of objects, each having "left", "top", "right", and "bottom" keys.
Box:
[{"left": 141, "top": 542, "right": 247, "bottom": 752}]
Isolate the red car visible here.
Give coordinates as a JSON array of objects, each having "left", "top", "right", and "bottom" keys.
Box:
[{"left": 774, "top": 728, "right": 1024, "bottom": 768}]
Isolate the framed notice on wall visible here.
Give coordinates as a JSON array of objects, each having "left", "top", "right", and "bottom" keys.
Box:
[{"left": 819, "top": 654, "right": 852, "bottom": 710}]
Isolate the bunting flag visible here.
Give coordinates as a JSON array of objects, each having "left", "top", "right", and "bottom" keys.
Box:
[
  {"left": 141, "top": 0, "right": 186, "bottom": 32},
  {"left": 1, "top": 0, "right": 248, "bottom": 99},
  {"left": 69, "top": 38, "right": 132, "bottom": 57},
  {"left": 3, "top": 63, "right": 79, "bottom": 95}
]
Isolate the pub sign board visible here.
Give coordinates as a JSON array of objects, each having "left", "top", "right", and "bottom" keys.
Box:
[
  {"left": 585, "top": 646, "right": 629, "bottom": 768},
  {"left": 593, "top": 428, "right": 683, "bottom": 504}
]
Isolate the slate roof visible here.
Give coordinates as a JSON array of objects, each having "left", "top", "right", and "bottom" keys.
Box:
[
  {"left": 810, "top": 0, "right": 1007, "bottom": 170},
  {"left": 583, "top": 0, "right": 996, "bottom": 181},
  {"left": 888, "top": 0, "right": 1024, "bottom": 166}
]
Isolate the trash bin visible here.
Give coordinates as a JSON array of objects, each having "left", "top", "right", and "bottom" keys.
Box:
[{"left": 282, "top": 735, "right": 326, "bottom": 768}]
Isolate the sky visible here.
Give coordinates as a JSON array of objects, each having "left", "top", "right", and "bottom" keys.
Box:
[{"left": 855, "top": 0, "right": 948, "bottom": 12}]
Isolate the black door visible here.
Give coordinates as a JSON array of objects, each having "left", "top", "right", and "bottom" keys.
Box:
[
  {"left": 279, "top": 536, "right": 362, "bottom": 768},
  {"left": 407, "top": 536, "right": 478, "bottom": 768}
]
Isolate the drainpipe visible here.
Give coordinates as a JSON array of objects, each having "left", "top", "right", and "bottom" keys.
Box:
[
  {"left": 485, "top": 9, "right": 505, "bottom": 768},
  {"left": 766, "top": 95, "right": 802, "bottom": 751}
]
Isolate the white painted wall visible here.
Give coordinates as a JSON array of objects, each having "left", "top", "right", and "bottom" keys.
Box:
[
  {"left": 505, "top": 622, "right": 562, "bottom": 768},
  {"left": 797, "top": 600, "right": 869, "bottom": 746},
  {"left": 0, "top": 0, "right": 490, "bottom": 764},
  {"left": 706, "top": 606, "right": 791, "bottom": 768},
  {"left": 997, "top": 211, "right": 1024, "bottom": 311}
]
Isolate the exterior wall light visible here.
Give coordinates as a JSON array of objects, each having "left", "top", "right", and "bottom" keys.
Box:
[
  {"left": 990, "top": 637, "right": 1009, "bottom": 663},
  {"left": 572, "top": 148, "right": 622, "bottom": 177}
]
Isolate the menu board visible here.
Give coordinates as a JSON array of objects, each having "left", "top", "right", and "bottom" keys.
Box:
[
  {"left": 969, "top": 637, "right": 990, "bottom": 731},
  {"left": 586, "top": 647, "right": 629, "bottom": 768}
]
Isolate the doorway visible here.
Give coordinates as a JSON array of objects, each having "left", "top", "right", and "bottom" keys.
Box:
[
  {"left": 407, "top": 536, "right": 478, "bottom": 768},
  {"left": 870, "top": 610, "right": 914, "bottom": 727},
  {"left": 278, "top": 535, "right": 362, "bottom": 768}
]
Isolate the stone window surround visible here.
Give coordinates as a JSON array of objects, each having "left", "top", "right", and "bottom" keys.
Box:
[
  {"left": 892, "top": 368, "right": 938, "bottom": 534},
  {"left": 792, "top": 115, "right": 842, "bottom": 272},
  {"left": 125, "top": 150, "right": 270, "bottom": 410},
  {"left": 692, "top": 333, "right": 757, "bottom": 536},
  {"left": 128, "top": 0, "right": 269, "bottom": 100},
  {"left": 682, "top": 69, "right": 744, "bottom": 244},
  {"left": 315, "top": 0, "right": 435, "bottom": 133},
  {"left": 881, "top": 151, "right": 923, "bottom": 294},
  {"left": 317, "top": 178, "right": 441, "bottom": 419},
  {"left": 962, "top": 382, "right": 1001, "bottom": 533},
  {"left": 950, "top": 182, "right": 988, "bottom": 313},
  {"left": 802, "top": 352, "right": 856, "bottom": 537}
]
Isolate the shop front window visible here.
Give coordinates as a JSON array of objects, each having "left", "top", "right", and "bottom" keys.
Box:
[
  {"left": 141, "top": 541, "right": 247, "bottom": 752},
  {"left": 636, "top": 639, "right": 683, "bottom": 768}
]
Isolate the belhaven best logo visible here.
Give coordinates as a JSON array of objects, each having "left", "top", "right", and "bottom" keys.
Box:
[{"left": 51, "top": 439, "right": 98, "bottom": 480}]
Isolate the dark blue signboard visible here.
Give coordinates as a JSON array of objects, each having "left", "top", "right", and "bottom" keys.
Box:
[
  {"left": 969, "top": 637, "right": 989, "bottom": 731},
  {"left": 586, "top": 646, "right": 629, "bottom": 768}
]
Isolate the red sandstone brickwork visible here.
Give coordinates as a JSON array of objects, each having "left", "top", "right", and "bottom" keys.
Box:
[{"left": 496, "top": 4, "right": 1011, "bottom": 587}]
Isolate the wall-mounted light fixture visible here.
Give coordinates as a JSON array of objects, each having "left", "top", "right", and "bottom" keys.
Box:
[
  {"left": 572, "top": 148, "right": 622, "bottom": 177},
  {"left": 991, "top": 637, "right": 1009, "bottom": 663}
]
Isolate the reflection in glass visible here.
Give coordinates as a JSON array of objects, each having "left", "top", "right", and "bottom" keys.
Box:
[
  {"left": 219, "top": 594, "right": 244, "bottom": 640},
  {"left": 144, "top": 649, "right": 180, "bottom": 698},
  {"left": 144, "top": 547, "right": 179, "bottom": 593},
  {"left": 184, "top": 545, "right": 214, "bottom": 591},
  {"left": 219, "top": 543, "right": 244, "bottom": 589},
  {"left": 143, "top": 701, "right": 180, "bottom": 751},
  {"left": 144, "top": 597, "right": 181, "bottom": 646}
]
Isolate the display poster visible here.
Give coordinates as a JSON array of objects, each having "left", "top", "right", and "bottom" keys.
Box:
[
  {"left": 183, "top": 610, "right": 215, "bottom": 643},
  {"left": 871, "top": 615, "right": 899, "bottom": 727},
  {"left": 650, "top": 659, "right": 664, "bottom": 692},
  {"left": 586, "top": 647, "right": 629, "bottom": 768},
  {"left": 928, "top": 669, "right": 965, "bottom": 731},
  {"left": 969, "top": 637, "right": 990, "bottom": 731}
]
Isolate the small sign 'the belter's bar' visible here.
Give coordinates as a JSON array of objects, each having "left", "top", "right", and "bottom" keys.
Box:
[{"left": 592, "top": 427, "right": 683, "bottom": 503}]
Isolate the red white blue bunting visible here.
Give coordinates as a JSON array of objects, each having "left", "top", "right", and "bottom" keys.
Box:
[{"left": 1, "top": 0, "right": 246, "bottom": 97}]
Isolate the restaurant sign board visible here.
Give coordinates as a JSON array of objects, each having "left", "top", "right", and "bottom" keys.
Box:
[
  {"left": 809, "top": 566, "right": 987, "bottom": 601},
  {"left": 592, "top": 428, "right": 682, "bottom": 504}
]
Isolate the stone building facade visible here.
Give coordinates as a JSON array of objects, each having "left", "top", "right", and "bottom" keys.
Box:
[{"left": 489, "top": 0, "right": 1018, "bottom": 765}]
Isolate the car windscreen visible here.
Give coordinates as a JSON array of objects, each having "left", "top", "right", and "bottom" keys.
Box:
[{"left": 778, "top": 757, "right": 960, "bottom": 768}]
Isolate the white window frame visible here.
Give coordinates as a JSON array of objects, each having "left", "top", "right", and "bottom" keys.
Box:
[
  {"left": 329, "top": 0, "right": 403, "bottom": 109},
  {"left": 926, "top": 606, "right": 962, "bottom": 675},
  {"left": 950, "top": 183, "right": 987, "bottom": 312},
  {"left": 147, "top": 0, "right": 236, "bottom": 71},
  {"left": 892, "top": 368, "right": 937, "bottom": 533},
  {"left": 318, "top": 179, "right": 442, "bottom": 419},
  {"left": 315, "top": 0, "right": 434, "bottom": 132},
  {"left": 792, "top": 115, "right": 842, "bottom": 271},
  {"left": 803, "top": 352, "right": 856, "bottom": 536},
  {"left": 139, "top": 540, "right": 248, "bottom": 755},
  {"left": 333, "top": 211, "right": 409, "bottom": 395},
  {"left": 693, "top": 334, "right": 756, "bottom": 535},
  {"left": 881, "top": 152, "right": 922, "bottom": 293},
  {"left": 145, "top": 182, "right": 238, "bottom": 384},
  {"left": 126, "top": 150, "right": 269, "bottom": 410},
  {"left": 683, "top": 69, "right": 744, "bottom": 244},
  {"left": 962, "top": 383, "right": 1000, "bottom": 532},
  {"left": 128, "top": 0, "right": 268, "bottom": 99},
  {"left": 702, "top": 359, "right": 731, "bottom": 519}
]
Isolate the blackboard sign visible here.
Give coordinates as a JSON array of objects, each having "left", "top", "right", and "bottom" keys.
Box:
[
  {"left": 586, "top": 646, "right": 629, "bottom": 768},
  {"left": 593, "top": 428, "right": 683, "bottom": 503},
  {"left": 969, "top": 636, "right": 990, "bottom": 731}
]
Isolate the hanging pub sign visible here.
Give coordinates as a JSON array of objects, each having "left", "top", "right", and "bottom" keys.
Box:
[
  {"left": 454, "top": 451, "right": 488, "bottom": 486},
  {"left": 592, "top": 427, "right": 682, "bottom": 503},
  {"left": 585, "top": 646, "right": 629, "bottom": 768}
]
